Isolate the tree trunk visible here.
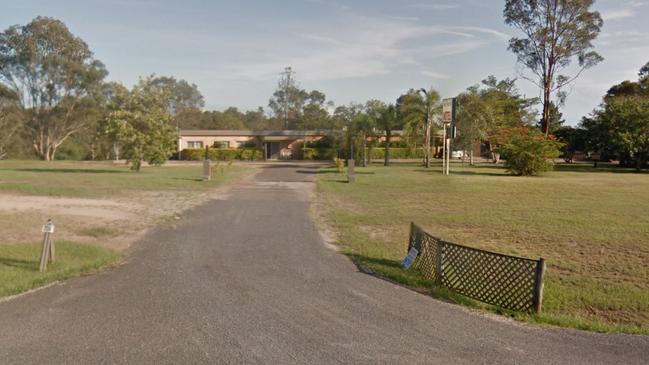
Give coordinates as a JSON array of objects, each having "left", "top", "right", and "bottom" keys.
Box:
[
  {"left": 542, "top": 75, "right": 552, "bottom": 136},
  {"left": 384, "top": 130, "right": 391, "bottom": 167},
  {"left": 470, "top": 149, "right": 474, "bottom": 166},
  {"left": 361, "top": 136, "right": 367, "bottom": 167},
  {"left": 424, "top": 116, "right": 431, "bottom": 168},
  {"left": 636, "top": 153, "right": 646, "bottom": 172}
]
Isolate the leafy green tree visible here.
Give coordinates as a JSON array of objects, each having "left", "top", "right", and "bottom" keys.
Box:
[
  {"left": 267, "top": 67, "right": 333, "bottom": 130},
  {"left": 175, "top": 108, "right": 212, "bottom": 130},
  {"left": 582, "top": 97, "right": 649, "bottom": 170},
  {"left": 454, "top": 77, "right": 537, "bottom": 163},
  {"left": 553, "top": 125, "right": 587, "bottom": 162},
  {"left": 149, "top": 75, "right": 204, "bottom": 115},
  {"left": 397, "top": 88, "right": 441, "bottom": 168},
  {"left": 536, "top": 101, "right": 565, "bottom": 134},
  {"left": 350, "top": 112, "right": 377, "bottom": 166},
  {"left": 604, "top": 62, "right": 649, "bottom": 100},
  {"left": 581, "top": 62, "right": 649, "bottom": 170},
  {"left": 367, "top": 100, "right": 400, "bottom": 166},
  {"left": 268, "top": 67, "right": 307, "bottom": 129},
  {"left": 104, "top": 77, "right": 176, "bottom": 171},
  {"left": 454, "top": 87, "right": 488, "bottom": 165},
  {"left": 0, "top": 17, "right": 108, "bottom": 160},
  {"left": 301, "top": 91, "right": 333, "bottom": 130},
  {"left": 504, "top": 0, "right": 603, "bottom": 136},
  {"left": 244, "top": 107, "right": 270, "bottom": 130},
  {"left": 0, "top": 85, "right": 21, "bottom": 159},
  {"left": 210, "top": 107, "right": 247, "bottom": 130}
]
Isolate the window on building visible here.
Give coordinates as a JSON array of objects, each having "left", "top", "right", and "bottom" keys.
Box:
[
  {"left": 213, "top": 141, "right": 230, "bottom": 148},
  {"left": 187, "top": 141, "right": 204, "bottom": 149}
]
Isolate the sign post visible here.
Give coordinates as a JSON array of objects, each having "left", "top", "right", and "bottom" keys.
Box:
[
  {"left": 442, "top": 98, "right": 456, "bottom": 176},
  {"left": 39, "top": 219, "right": 55, "bottom": 272},
  {"left": 203, "top": 146, "right": 212, "bottom": 181}
]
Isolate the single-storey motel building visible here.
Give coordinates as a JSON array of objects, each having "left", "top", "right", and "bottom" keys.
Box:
[
  {"left": 178, "top": 130, "right": 336, "bottom": 160},
  {"left": 177, "top": 129, "right": 460, "bottom": 160}
]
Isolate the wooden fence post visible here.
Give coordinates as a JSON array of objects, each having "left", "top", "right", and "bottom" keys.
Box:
[
  {"left": 435, "top": 240, "right": 444, "bottom": 284},
  {"left": 533, "top": 258, "right": 545, "bottom": 313}
]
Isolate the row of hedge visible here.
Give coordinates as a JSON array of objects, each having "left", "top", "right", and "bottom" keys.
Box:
[
  {"left": 300, "top": 148, "right": 338, "bottom": 160},
  {"left": 365, "top": 148, "right": 426, "bottom": 159},
  {"left": 180, "top": 148, "right": 264, "bottom": 161},
  {"left": 305, "top": 147, "right": 427, "bottom": 160},
  {"left": 179, "top": 147, "right": 429, "bottom": 161}
]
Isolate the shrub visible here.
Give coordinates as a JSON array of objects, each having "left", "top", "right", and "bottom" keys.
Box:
[
  {"left": 181, "top": 148, "right": 205, "bottom": 160},
  {"left": 497, "top": 128, "right": 563, "bottom": 176},
  {"left": 334, "top": 158, "right": 345, "bottom": 174},
  {"left": 240, "top": 148, "right": 263, "bottom": 161},
  {"left": 367, "top": 147, "right": 425, "bottom": 160},
  {"left": 180, "top": 148, "right": 263, "bottom": 161},
  {"left": 302, "top": 148, "right": 337, "bottom": 160}
]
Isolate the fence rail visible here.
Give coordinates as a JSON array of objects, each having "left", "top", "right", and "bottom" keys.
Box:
[{"left": 407, "top": 223, "right": 545, "bottom": 312}]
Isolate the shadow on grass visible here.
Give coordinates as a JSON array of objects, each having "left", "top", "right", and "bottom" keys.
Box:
[
  {"left": 412, "top": 168, "right": 505, "bottom": 177},
  {"left": 345, "top": 253, "right": 476, "bottom": 306},
  {"left": 0, "top": 257, "right": 38, "bottom": 270},
  {"left": 172, "top": 177, "right": 203, "bottom": 182},
  {"left": 8, "top": 168, "right": 128, "bottom": 174},
  {"left": 553, "top": 163, "right": 649, "bottom": 174},
  {"left": 295, "top": 169, "right": 333, "bottom": 174}
]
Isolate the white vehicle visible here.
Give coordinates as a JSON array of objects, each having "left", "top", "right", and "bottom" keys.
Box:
[{"left": 451, "top": 150, "right": 464, "bottom": 159}]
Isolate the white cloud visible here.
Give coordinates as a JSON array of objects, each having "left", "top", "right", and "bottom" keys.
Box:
[
  {"left": 216, "top": 13, "right": 508, "bottom": 82},
  {"left": 422, "top": 70, "right": 449, "bottom": 79},
  {"left": 601, "top": 8, "right": 634, "bottom": 20},
  {"left": 408, "top": 3, "right": 458, "bottom": 11}
]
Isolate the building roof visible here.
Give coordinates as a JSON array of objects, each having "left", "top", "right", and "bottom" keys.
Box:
[
  {"left": 179, "top": 130, "right": 338, "bottom": 137},
  {"left": 179, "top": 129, "right": 407, "bottom": 137}
]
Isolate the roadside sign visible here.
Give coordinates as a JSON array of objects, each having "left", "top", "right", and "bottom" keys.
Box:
[
  {"left": 401, "top": 247, "right": 419, "bottom": 269},
  {"left": 442, "top": 98, "right": 455, "bottom": 124},
  {"left": 42, "top": 222, "right": 55, "bottom": 233}
]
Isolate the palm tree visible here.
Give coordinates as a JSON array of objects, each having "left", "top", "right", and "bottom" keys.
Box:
[
  {"left": 397, "top": 88, "right": 441, "bottom": 168},
  {"left": 377, "top": 104, "right": 399, "bottom": 166},
  {"left": 351, "top": 112, "right": 377, "bottom": 167}
]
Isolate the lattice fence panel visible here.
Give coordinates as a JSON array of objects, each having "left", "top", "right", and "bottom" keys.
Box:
[
  {"left": 440, "top": 242, "right": 538, "bottom": 311},
  {"left": 406, "top": 223, "right": 543, "bottom": 312},
  {"left": 409, "top": 224, "right": 440, "bottom": 282}
]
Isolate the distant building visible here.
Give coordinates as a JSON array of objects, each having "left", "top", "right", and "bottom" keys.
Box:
[
  {"left": 178, "top": 129, "right": 422, "bottom": 160},
  {"left": 178, "top": 130, "right": 335, "bottom": 160}
]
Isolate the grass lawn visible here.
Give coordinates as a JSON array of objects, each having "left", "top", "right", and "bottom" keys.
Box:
[
  {"left": 0, "top": 241, "right": 120, "bottom": 298},
  {"left": 316, "top": 161, "right": 649, "bottom": 334},
  {"left": 0, "top": 160, "right": 251, "bottom": 198},
  {"left": 0, "top": 159, "right": 253, "bottom": 298}
]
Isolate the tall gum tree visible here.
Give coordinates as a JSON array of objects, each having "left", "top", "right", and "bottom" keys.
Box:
[
  {"left": 0, "top": 17, "right": 107, "bottom": 160},
  {"left": 0, "top": 84, "right": 21, "bottom": 159},
  {"left": 504, "top": 0, "right": 603, "bottom": 136}
]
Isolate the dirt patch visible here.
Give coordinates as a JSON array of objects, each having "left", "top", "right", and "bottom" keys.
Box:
[{"left": 0, "top": 170, "right": 251, "bottom": 251}]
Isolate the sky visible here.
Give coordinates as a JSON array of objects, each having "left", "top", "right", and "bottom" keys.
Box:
[{"left": 2, "top": 0, "right": 648, "bottom": 125}]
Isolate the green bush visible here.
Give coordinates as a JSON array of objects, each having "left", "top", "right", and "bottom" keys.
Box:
[
  {"left": 180, "top": 148, "right": 263, "bottom": 161},
  {"left": 302, "top": 148, "right": 337, "bottom": 160},
  {"left": 367, "top": 148, "right": 425, "bottom": 160},
  {"left": 497, "top": 128, "right": 563, "bottom": 176},
  {"left": 334, "top": 158, "right": 345, "bottom": 174},
  {"left": 240, "top": 148, "right": 263, "bottom": 161},
  {"left": 181, "top": 148, "right": 205, "bottom": 160}
]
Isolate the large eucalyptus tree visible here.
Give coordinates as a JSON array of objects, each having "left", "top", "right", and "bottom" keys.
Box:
[
  {"left": 0, "top": 17, "right": 107, "bottom": 160},
  {"left": 504, "top": 0, "right": 603, "bottom": 136}
]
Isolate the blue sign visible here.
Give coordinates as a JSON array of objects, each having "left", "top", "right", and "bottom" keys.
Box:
[{"left": 401, "top": 247, "right": 419, "bottom": 270}]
